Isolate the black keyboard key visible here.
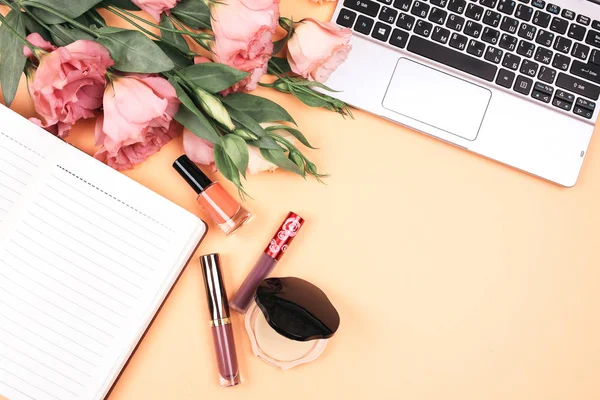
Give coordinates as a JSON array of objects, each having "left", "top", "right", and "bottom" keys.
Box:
[
  {"left": 533, "top": 83, "right": 554, "bottom": 98},
  {"left": 534, "top": 46, "right": 553, "bottom": 64},
  {"left": 502, "top": 52, "right": 521, "bottom": 69},
  {"left": 379, "top": 6, "right": 399, "bottom": 23},
  {"left": 554, "top": 36, "right": 572, "bottom": 54},
  {"left": 538, "top": 65, "right": 556, "bottom": 83},
  {"left": 500, "top": 33, "right": 518, "bottom": 51},
  {"left": 393, "top": 0, "right": 412, "bottom": 11},
  {"left": 515, "top": 4, "right": 533, "bottom": 21},
  {"left": 591, "top": 49, "right": 600, "bottom": 65},
  {"left": 397, "top": 13, "right": 416, "bottom": 30},
  {"left": 531, "top": 0, "right": 544, "bottom": 9},
  {"left": 431, "top": 0, "right": 449, "bottom": 6},
  {"left": 561, "top": 9, "right": 575, "bottom": 20},
  {"left": 483, "top": 10, "right": 502, "bottom": 27},
  {"left": 496, "top": 68, "right": 516, "bottom": 87},
  {"left": 466, "top": 3, "right": 484, "bottom": 20},
  {"left": 448, "top": 0, "right": 466, "bottom": 14},
  {"left": 355, "top": 15, "right": 375, "bottom": 34},
  {"left": 337, "top": 8, "right": 357, "bottom": 27},
  {"left": 593, "top": 20, "right": 600, "bottom": 31},
  {"left": 576, "top": 97, "right": 596, "bottom": 111},
  {"left": 467, "top": 39, "right": 486, "bottom": 56},
  {"left": 567, "top": 24, "right": 587, "bottom": 41},
  {"left": 517, "top": 40, "right": 536, "bottom": 57},
  {"left": 520, "top": 59, "right": 539, "bottom": 76},
  {"left": 556, "top": 73, "right": 600, "bottom": 99},
  {"left": 480, "top": 0, "right": 497, "bottom": 8},
  {"left": 532, "top": 89, "right": 551, "bottom": 102},
  {"left": 577, "top": 15, "right": 591, "bottom": 26},
  {"left": 429, "top": 7, "right": 448, "bottom": 24},
  {"left": 345, "top": 0, "right": 381, "bottom": 17},
  {"left": 546, "top": 3, "right": 559, "bottom": 14},
  {"left": 446, "top": 14, "right": 465, "bottom": 32},
  {"left": 372, "top": 22, "right": 393, "bottom": 40},
  {"left": 535, "top": 30, "right": 554, "bottom": 47},
  {"left": 518, "top": 22, "right": 537, "bottom": 40},
  {"left": 390, "top": 27, "right": 410, "bottom": 47},
  {"left": 550, "top": 17, "right": 568, "bottom": 34},
  {"left": 532, "top": 10, "right": 551, "bottom": 28},
  {"left": 432, "top": 26, "right": 451, "bottom": 43},
  {"left": 571, "top": 43, "right": 590, "bottom": 61},
  {"left": 555, "top": 89, "right": 575, "bottom": 102},
  {"left": 482, "top": 27, "right": 500, "bottom": 44},
  {"left": 514, "top": 75, "right": 534, "bottom": 94},
  {"left": 414, "top": 19, "right": 433, "bottom": 37},
  {"left": 500, "top": 16, "right": 519, "bottom": 33},
  {"left": 378, "top": 0, "right": 394, "bottom": 5},
  {"left": 407, "top": 35, "right": 498, "bottom": 80},
  {"left": 552, "top": 53, "right": 570, "bottom": 70},
  {"left": 411, "top": 1, "right": 430, "bottom": 18},
  {"left": 552, "top": 96, "right": 573, "bottom": 111},
  {"left": 484, "top": 46, "right": 504, "bottom": 63},
  {"left": 449, "top": 32, "right": 469, "bottom": 50},
  {"left": 464, "top": 21, "right": 483, "bottom": 37},
  {"left": 573, "top": 105, "right": 593, "bottom": 119},
  {"left": 570, "top": 60, "right": 600, "bottom": 84},
  {"left": 585, "top": 30, "right": 600, "bottom": 49},
  {"left": 497, "top": 0, "right": 516, "bottom": 15}
]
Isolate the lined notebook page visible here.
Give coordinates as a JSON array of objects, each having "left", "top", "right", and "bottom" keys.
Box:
[{"left": 0, "top": 105, "right": 207, "bottom": 400}]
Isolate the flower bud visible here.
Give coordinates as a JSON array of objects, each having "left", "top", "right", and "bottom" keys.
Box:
[
  {"left": 274, "top": 80, "right": 291, "bottom": 93},
  {"left": 306, "top": 160, "right": 318, "bottom": 175},
  {"left": 234, "top": 128, "right": 258, "bottom": 141},
  {"left": 194, "top": 88, "right": 236, "bottom": 131},
  {"left": 289, "top": 152, "right": 305, "bottom": 172}
]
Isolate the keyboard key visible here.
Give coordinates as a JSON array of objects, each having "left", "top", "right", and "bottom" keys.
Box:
[
  {"left": 515, "top": 4, "right": 533, "bottom": 21},
  {"left": 500, "top": 16, "right": 519, "bottom": 33},
  {"left": 531, "top": 90, "right": 551, "bottom": 103},
  {"left": 497, "top": 0, "right": 516, "bottom": 15},
  {"left": 496, "top": 68, "right": 516, "bottom": 87},
  {"left": 591, "top": 49, "right": 600, "bottom": 65},
  {"left": 567, "top": 24, "right": 587, "bottom": 41},
  {"left": 407, "top": 35, "right": 498, "bottom": 81},
  {"left": 393, "top": 0, "right": 412, "bottom": 11},
  {"left": 355, "top": 15, "right": 375, "bottom": 34},
  {"left": 379, "top": 6, "right": 399, "bottom": 23},
  {"left": 467, "top": 39, "right": 486, "bottom": 56},
  {"left": 576, "top": 97, "right": 596, "bottom": 111},
  {"left": 514, "top": 75, "right": 533, "bottom": 94},
  {"left": 389, "top": 27, "right": 410, "bottom": 47},
  {"left": 538, "top": 65, "right": 556, "bottom": 83},
  {"left": 484, "top": 46, "right": 504, "bottom": 63},
  {"left": 554, "top": 36, "right": 572, "bottom": 54},
  {"left": 570, "top": 60, "right": 600, "bottom": 84},
  {"left": 593, "top": 21, "right": 600, "bottom": 31},
  {"left": 500, "top": 33, "right": 518, "bottom": 51},
  {"left": 397, "top": 13, "right": 416, "bottom": 30},
  {"left": 448, "top": 0, "right": 466, "bottom": 14},
  {"left": 432, "top": 26, "right": 451, "bottom": 43},
  {"left": 552, "top": 96, "right": 572, "bottom": 111},
  {"left": 517, "top": 40, "right": 536, "bottom": 58},
  {"left": 466, "top": 3, "right": 484, "bottom": 20},
  {"left": 449, "top": 32, "right": 469, "bottom": 50},
  {"left": 535, "top": 30, "right": 554, "bottom": 47},
  {"left": 571, "top": 43, "right": 590, "bottom": 61},
  {"left": 531, "top": 0, "right": 544, "bottom": 9},
  {"left": 518, "top": 22, "right": 537, "bottom": 40},
  {"left": 532, "top": 10, "right": 550, "bottom": 28},
  {"left": 585, "top": 30, "right": 600, "bottom": 49},
  {"left": 414, "top": 19, "right": 433, "bottom": 37},
  {"left": 556, "top": 73, "right": 600, "bottom": 99},
  {"left": 431, "top": 0, "right": 449, "bottom": 6},
  {"left": 534, "top": 47, "right": 553, "bottom": 64},
  {"left": 502, "top": 52, "right": 521, "bottom": 69},
  {"left": 552, "top": 53, "right": 570, "bottom": 70},
  {"left": 483, "top": 10, "right": 502, "bottom": 27},
  {"left": 577, "top": 15, "right": 591, "bottom": 26},
  {"left": 428, "top": 7, "right": 448, "bottom": 24},
  {"left": 555, "top": 89, "right": 575, "bottom": 102},
  {"left": 561, "top": 9, "right": 575, "bottom": 20},
  {"left": 520, "top": 59, "right": 539, "bottom": 76},
  {"left": 545, "top": 3, "right": 559, "bottom": 15},
  {"left": 337, "top": 8, "right": 357, "bottom": 27},
  {"left": 573, "top": 105, "right": 593, "bottom": 119},
  {"left": 378, "top": 0, "right": 394, "bottom": 5},
  {"left": 372, "top": 22, "right": 392, "bottom": 40},
  {"left": 533, "top": 81, "right": 553, "bottom": 94},
  {"left": 411, "top": 1, "right": 430, "bottom": 18},
  {"left": 482, "top": 27, "right": 500, "bottom": 44},
  {"left": 465, "top": 21, "right": 483, "bottom": 37},
  {"left": 550, "top": 17, "right": 568, "bottom": 34},
  {"left": 480, "top": 0, "right": 497, "bottom": 8},
  {"left": 345, "top": 0, "right": 381, "bottom": 17}
]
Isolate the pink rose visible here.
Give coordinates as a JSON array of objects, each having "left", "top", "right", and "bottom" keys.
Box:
[
  {"left": 94, "top": 75, "right": 181, "bottom": 170},
  {"left": 211, "top": 0, "right": 280, "bottom": 94},
  {"left": 131, "top": 0, "right": 179, "bottom": 22},
  {"left": 287, "top": 18, "right": 352, "bottom": 83},
  {"left": 28, "top": 40, "right": 113, "bottom": 138},
  {"left": 23, "top": 33, "right": 55, "bottom": 58}
]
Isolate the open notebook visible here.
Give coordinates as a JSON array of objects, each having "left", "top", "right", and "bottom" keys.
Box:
[{"left": 0, "top": 105, "right": 207, "bottom": 400}]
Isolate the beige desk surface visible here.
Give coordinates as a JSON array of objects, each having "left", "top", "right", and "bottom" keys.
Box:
[{"left": 2, "top": 1, "right": 600, "bottom": 399}]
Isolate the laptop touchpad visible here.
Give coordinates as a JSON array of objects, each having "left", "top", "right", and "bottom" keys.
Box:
[{"left": 382, "top": 58, "right": 491, "bottom": 141}]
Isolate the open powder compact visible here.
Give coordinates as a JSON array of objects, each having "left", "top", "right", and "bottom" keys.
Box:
[{"left": 245, "top": 277, "right": 340, "bottom": 370}]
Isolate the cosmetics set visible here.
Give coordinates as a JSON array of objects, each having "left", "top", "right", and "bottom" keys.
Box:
[{"left": 174, "top": 155, "right": 340, "bottom": 387}]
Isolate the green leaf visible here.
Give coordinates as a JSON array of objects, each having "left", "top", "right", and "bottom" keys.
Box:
[
  {"left": 103, "top": 0, "right": 141, "bottom": 10},
  {"left": 25, "top": 0, "right": 103, "bottom": 24},
  {"left": 159, "top": 15, "right": 189, "bottom": 52},
  {"left": 290, "top": 77, "right": 338, "bottom": 92},
  {"left": 22, "top": 14, "right": 51, "bottom": 41},
  {"left": 221, "top": 93, "right": 295, "bottom": 124},
  {"left": 179, "top": 63, "right": 249, "bottom": 94},
  {"left": 0, "top": 10, "right": 27, "bottom": 107},
  {"left": 170, "top": 78, "right": 222, "bottom": 144},
  {"left": 96, "top": 28, "right": 174, "bottom": 72},
  {"left": 269, "top": 57, "right": 292, "bottom": 74},
  {"left": 222, "top": 135, "right": 249, "bottom": 178},
  {"left": 289, "top": 86, "right": 329, "bottom": 108},
  {"left": 76, "top": 9, "right": 106, "bottom": 28},
  {"left": 223, "top": 105, "right": 280, "bottom": 150},
  {"left": 260, "top": 147, "right": 304, "bottom": 176},
  {"left": 156, "top": 42, "right": 193, "bottom": 69},
  {"left": 48, "top": 24, "right": 94, "bottom": 46},
  {"left": 214, "top": 144, "right": 242, "bottom": 188},
  {"left": 171, "top": 0, "right": 211, "bottom": 29},
  {"left": 265, "top": 125, "right": 316, "bottom": 149}
]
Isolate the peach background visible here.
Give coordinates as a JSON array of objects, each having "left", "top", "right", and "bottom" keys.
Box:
[{"left": 2, "top": 1, "right": 600, "bottom": 399}]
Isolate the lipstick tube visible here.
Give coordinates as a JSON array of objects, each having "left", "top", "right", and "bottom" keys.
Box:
[
  {"left": 230, "top": 212, "right": 304, "bottom": 314},
  {"left": 199, "top": 254, "right": 241, "bottom": 387}
]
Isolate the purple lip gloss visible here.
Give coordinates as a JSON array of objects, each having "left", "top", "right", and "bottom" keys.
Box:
[
  {"left": 230, "top": 212, "right": 304, "bottom": 314},
  {"left": 199, "top": 254, "right": 241, "bottom": 387}
]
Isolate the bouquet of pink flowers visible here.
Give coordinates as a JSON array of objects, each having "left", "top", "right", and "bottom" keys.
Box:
[{"left": 0, "top": 0, "right": 352, "bottom": 195}]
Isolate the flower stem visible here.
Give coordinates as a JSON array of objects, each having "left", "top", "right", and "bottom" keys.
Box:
[
  {"left": 105, "top": 5, "right": 204, "bottom": 37},
  {"left": 169, "top": 15, "right": 212, "bottom": 52},
  {"left": 21, "top": 1, "right": 100, "bottom": 37}
]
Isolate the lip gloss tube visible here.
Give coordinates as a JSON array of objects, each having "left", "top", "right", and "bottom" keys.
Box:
[
  {"left": 230, "top": 212, "right": 304, "bottom": 314},
  {"left": 199, "top": 254, "right": 241, "bottom": 387}
]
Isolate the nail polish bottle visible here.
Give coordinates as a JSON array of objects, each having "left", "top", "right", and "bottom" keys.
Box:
[
  {"left": 173, "top": 155, "right": 252, "bottom": 235},
  {"left": 230, "top": 212, "right": 304, "bottom": 313},
  {"left": 200, "top": 254, "right": 241, "bottom": 387}
]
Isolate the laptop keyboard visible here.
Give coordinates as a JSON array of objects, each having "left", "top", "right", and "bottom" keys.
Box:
[{"left": 337, "top": 0, "right": 600, "bottom": 120}]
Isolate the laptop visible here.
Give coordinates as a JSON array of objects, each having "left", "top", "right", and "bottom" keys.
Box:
[{"left": 328, "top": 0, "right": 600, "bottom": 186}]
